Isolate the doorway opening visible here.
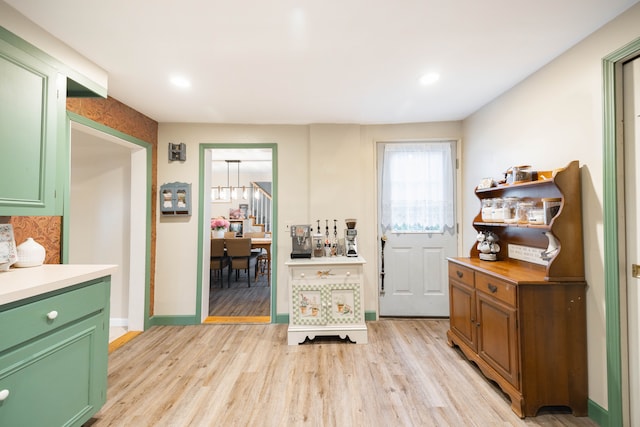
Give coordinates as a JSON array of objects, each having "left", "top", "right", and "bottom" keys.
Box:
[
  {"left": 200, "top": 145, "right": 276, "bottom": 324},
  {"left": 68, "top": 119, "right": 149, "bottom": 341}
]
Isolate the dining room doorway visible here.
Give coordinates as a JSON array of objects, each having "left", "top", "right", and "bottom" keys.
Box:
[{"left": 201, "top": 145, "right": 275, "bottom": 323}]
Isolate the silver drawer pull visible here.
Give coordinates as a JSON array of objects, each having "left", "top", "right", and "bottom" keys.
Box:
[
  {"left": 47, "top": 310, "right": 59, "bottom": 320},
  {"left": 0, "top": 389, "right": 9, "bottom": 401}
]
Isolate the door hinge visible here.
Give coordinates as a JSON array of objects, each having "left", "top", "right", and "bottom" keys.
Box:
[{"left": 456, "top": 158, "right": 459, "bottom": 169}]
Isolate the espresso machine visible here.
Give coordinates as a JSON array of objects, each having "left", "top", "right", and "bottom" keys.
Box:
[
  {"left": 345, "top": 218, "right": 358, "bottom": 257},
  {"left": 290, "top": 224, "right": 312, "bottom": 258}
]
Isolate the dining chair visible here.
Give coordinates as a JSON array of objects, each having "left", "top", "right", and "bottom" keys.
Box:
[
  {"left": 224, "top": 231, "right": 237, "bottom": 239},
  {"left": 210, "top": 238, "right": 229, "bottom": 287},
  {"left": 243, "top": 231, "right": 266, "bottom": 258},
  {"left": 225, "top": 237, "right": 258, "bottom": 287}
]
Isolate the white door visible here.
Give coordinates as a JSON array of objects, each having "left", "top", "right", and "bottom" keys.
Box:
[
  {"left": 377, "top": 141, "right": 457, "bottom": 317},
  {"left": 623, "top": 56, "right": 640, "bottom": 427}
]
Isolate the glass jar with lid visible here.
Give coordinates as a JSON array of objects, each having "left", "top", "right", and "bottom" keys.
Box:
[
  {"left": 503, "top": 197, "right": 519, "bottom": 223},
  {"left": 481, "top": 198, "right": 494, "bottom": 222},
  {"left": 491, "top": 198, "right": 505, "bottom": 222},
  {"left": 516, "top": 201, "right": 533, "bottom": 224}
]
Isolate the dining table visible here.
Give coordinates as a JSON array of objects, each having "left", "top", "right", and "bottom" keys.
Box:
[{"left": 250, "top": 237, "right": 272, "bottom": 284}]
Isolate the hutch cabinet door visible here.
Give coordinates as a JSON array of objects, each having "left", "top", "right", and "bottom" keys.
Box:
[
  {"left": 449, "top": 279, "right": 477, "bottom": 351},
  {"left": 0, "top": 36, "right": 62, "bottom": 215},
  {"left": 476, "top": 291, "right": 519, "bottom": 388}
]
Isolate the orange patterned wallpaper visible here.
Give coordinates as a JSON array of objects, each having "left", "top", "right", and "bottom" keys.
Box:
[{"left": 10, "top": 216, "right": 61, "bottom": 264}]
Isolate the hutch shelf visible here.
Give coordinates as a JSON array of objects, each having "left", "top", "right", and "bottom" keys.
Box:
[{"left": 447, "top": 161, "right": 587, "bottom": 418}]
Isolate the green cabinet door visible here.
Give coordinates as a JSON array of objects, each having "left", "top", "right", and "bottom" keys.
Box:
[{"left": 0, "top": 35, "right": 63, "bottom": 215}]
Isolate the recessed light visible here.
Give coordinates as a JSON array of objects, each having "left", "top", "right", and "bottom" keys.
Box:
[
  {"left": 170, "top": 75, "right": 191, "bottom": 88},
  {"left": 419, "top": 72, "right": 440, "bottom": 86}
]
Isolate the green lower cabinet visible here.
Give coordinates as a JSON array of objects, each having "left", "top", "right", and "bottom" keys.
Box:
[{"left": 0, "top": 278, "right": 110, "bottom": 427}]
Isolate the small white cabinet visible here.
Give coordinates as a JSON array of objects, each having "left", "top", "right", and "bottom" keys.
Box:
[{"left": 286, "top": 257, "right": 367, "bottom": 345}]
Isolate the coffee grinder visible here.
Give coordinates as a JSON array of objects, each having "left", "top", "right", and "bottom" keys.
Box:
[
  {"left": 290, "top": 224, "right": 312, "bottom": 258},
  {"left": 345, "top": 218, "right": 358, "bottom": 257}
]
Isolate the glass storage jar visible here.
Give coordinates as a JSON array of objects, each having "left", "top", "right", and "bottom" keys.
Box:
[
  {"left": 528, "top": 203, "right": 545, "bottom": 224},
  {"left": 503, "top": 197, "right": 519, "bottom": 223},
  {"left": 542, "top": 197, "right": 562, "bottom": 224},
  {"left": 491, "top": 198, "right": 505, "bottom": 222},
  {"left": 516, "top": 201, "right": 533, "bottom": 224},
  {"left": 481, "top": 199, "right": 494, "bottom": 222}
]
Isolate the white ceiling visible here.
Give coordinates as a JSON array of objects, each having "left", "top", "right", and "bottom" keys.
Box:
[{"left": 6, "top": 0, "right": 639, "bottom": 125}]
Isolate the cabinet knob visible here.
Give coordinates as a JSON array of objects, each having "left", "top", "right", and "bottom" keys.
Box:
[
  {"left": 47, "top": 310, "right": 59, "bottom": 320},
  {"left": 456, "top": 270, "right": 463, "bottom": 278},
  {"left": 300, "top": 273, "right": 305, "bottom": 278},
  {"left": 346, "top": 271, "right": 351, "bottom": 277},
  {"left": 0, "top": 389, "right": 9, "bottom": 401},
  {"left": 487, "top": 284, "right": 498, "bottom": 293}
]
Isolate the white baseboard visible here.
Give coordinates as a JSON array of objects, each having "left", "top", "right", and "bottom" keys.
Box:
[{"left": 110, "top": 318, "right": 129, "bottom": 328}]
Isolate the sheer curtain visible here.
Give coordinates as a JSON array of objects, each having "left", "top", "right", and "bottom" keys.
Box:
[{"left": 380, "top": 142, "right": 454, "bottom": 234}]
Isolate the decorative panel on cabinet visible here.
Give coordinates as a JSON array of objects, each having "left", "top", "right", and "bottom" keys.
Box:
[
  {"left": 0, "top": 34, "right": 64, "bottom": 215},
  {"left": 286, "top": 257, "right": 367, "bottom": 345},
  {"left": 447, "top": 161, "right": 587, "bottom": 418}
]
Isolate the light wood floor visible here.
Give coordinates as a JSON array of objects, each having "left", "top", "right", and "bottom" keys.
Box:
[
  {"left": 209, "top": 267, "right": 270, "bottom": 317},
  {"left": 84, "top": 319, "right": 597, "bottom": 427}
]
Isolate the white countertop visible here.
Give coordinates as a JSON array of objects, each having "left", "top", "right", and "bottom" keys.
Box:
[
  {"left": 0, "top": 264, "right": 118, "bottom": 306},
  {"left": 285, "top": 256, "right": 366, "bottom": 266}
]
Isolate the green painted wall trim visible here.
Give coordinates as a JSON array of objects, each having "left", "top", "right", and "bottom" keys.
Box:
[
  {"left": 65, "top": 112, "right": 154, "bottom": 331},
  {"left": 602, "top": 36, "right": 640, "bottom": 427},
  {"left": 150, "top": 315, "right": 198, "bottom": 326},
  {"left": 275, "top": 313, "right": 289, "bottom": 324},
  {"left": 275, "top": 312, "right": 376, "bottom": 325},
  {"left": 196, "top": 143, "right": 278, "bottom": 323},
  {"left": 588, "top": 399, "right": 608, "bottom": 427},
  {"left": 0, "top": 26, "right": 107, "bottom": 98}
]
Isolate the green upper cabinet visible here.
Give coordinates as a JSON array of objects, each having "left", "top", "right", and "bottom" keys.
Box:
[{"left": 0, "top": 35, "right": 64, "bottom": 216}]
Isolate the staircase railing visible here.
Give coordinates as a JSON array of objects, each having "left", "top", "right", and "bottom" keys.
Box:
[{"left": 250, "top": 183, "right": 272, "bottom": 232}]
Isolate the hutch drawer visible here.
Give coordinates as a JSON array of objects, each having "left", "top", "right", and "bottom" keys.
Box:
[
  {"left": 475, "top": 272, "right": 516, "bottom": 307},
  {"left": 448, "top": 262, "right": 475, "bottom": 287}
]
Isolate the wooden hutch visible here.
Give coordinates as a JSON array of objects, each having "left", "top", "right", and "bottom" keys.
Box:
[{"left": 447, "top": 161, "right": 587, "bottom": 418}]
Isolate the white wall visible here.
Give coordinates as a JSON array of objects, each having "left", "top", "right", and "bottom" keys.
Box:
[
  {"left": 69, "top": 130, "right": 131, "bottom": 322},
  {"left": 156, "top": 124, "right": 309, "bottom": 315},
  {"left": 462, "top": 3, "right": 640, "bottom": 411},
  {"left": 155, "top": 122, "right": 463, "bottom": 317}
]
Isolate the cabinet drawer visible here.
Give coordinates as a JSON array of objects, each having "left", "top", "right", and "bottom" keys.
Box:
[
  {"left": 475, "top": 272, "right": 516, "bottom": 307},
  {"left": 448, "top": 262, "right": 474, "bottom": 287},
  {"left": 290, "top": 265, "right": 361, "bottom": 282},
  {"left": 0, "top": 280, "right": 109, "bottom": 353}
]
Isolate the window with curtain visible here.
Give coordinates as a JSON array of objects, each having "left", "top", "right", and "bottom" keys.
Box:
[{"left": 380, "top": 142, "right": 455, "bottom": 233}]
